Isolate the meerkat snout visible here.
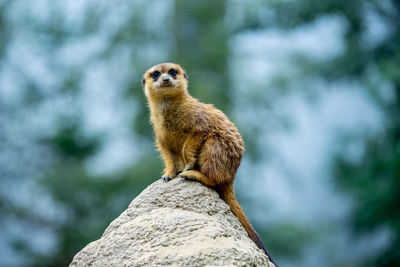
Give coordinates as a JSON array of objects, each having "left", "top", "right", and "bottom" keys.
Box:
[{"left": 159, "top": 74, "right": 174, "bottom": 88}]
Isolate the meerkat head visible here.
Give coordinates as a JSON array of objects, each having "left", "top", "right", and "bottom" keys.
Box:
[{"left": 142, "top": 63, "right": 188, "bottom": 98}]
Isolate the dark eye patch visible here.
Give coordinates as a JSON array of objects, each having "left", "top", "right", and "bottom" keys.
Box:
[
  {"left": 150, "top": 70, "right": 161, "bottom": 80},
  {"left": 168, "top": 68, "right": 178, "bottom": 78}
]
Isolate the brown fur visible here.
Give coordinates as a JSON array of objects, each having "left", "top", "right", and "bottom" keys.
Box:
[{"left": 143, "top": 63, "right": 275, "bottom": 264}]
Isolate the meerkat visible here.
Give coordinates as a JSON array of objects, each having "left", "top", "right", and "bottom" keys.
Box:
[{"left": 142, "top": 63, "right": 276, "bottom": 265}]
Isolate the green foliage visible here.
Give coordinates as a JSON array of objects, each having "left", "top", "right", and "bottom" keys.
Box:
[
  {"left": 334, "top": 132, "right": 400, "bottom": 266},
  {"left": 258, "top": 222, "right": 316, "bottom": 261},
  {"left": 43, "top": 121, "right": 100, "bottom": 160},
  {"left": 0, "top": 1, "right": 239, "bottom": 265},
  {"left": 268, "top": 0, "right": 400, "bottom": 266},
  {"left": 173, "top": 0, "right": 231, "bottom": 112},
  {"left": 2, "top": 0, "right": 398, "bottom": 266}
]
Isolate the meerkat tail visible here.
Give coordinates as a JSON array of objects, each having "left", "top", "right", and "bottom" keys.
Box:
[{"left": 217, "top": 183, "right": 276, "bottom": 266}]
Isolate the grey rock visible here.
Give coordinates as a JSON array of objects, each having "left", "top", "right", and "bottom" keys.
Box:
[{"left": 70, "top": 177, "right": 274, "bottom": 267}]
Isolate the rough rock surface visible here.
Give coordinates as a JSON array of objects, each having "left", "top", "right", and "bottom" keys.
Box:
[{"left": 70, "top": 177, "right": 274, "bottom": 267}]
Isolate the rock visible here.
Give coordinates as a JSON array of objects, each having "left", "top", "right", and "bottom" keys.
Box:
[{"left": 70, "top": 177, "right": 274, "bottom": 267}]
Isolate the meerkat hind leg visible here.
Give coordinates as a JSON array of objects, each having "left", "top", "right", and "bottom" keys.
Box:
[{"left": 179, "top": 170, "right": 216, "bottom": 187}]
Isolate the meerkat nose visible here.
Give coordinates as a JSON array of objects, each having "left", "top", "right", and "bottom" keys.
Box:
[{"left": 162, "top": 77, "right": 170, "bottom": 82}]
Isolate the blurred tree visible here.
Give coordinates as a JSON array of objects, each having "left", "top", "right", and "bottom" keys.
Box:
[
  {"left": 248, "top": 0, "right": 399, "bottom": 266},
  {"left": 7, "top": 0, "right": 386, "bottom": 265},
  {"left": 173, "top": 0, "right": 231, "bottom": 112},
  {"left": 0, "top": 0, "right": 244, "bottom": 266},
  {"left": 0, "top": 1, "right": 161, "bottom": 265}
]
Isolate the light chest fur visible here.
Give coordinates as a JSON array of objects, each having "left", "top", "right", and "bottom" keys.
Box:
[{"left": 149, "top": 97, "right": 189, "bottom": 154}]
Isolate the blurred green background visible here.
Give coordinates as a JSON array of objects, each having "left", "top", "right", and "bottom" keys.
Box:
[{"left": 0, "top": 0, "right": 399, "bottom": 266}]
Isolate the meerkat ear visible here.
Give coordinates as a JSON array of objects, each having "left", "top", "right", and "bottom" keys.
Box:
[
  {"left": 142, "top": 78, "right": 149, "bottom": 97},
  {"left": 184, "top": 73, "right": 188, "bottom": 79}
]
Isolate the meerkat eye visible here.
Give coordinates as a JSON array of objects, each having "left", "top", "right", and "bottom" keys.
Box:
[
  {"left": 150, "top": 71, "right": 161, "bottom": 80},
  {"left": 168, "top": 68, "right": 178, "bottom": 77}
]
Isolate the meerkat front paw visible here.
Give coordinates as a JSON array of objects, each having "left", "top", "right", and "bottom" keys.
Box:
[
  {"left": 161, "top": 172, "right": 177, "bottom": 182},
  {"left": 162, "top": 175, "right": 171, "bottom": 181}
]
